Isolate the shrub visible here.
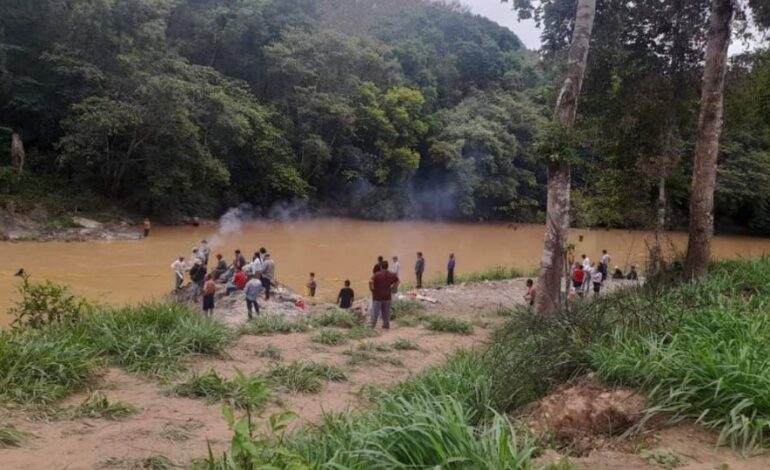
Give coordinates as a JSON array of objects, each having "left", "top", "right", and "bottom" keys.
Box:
[
  {"left": 266, "top": 361, "right": 346, "bottom": 394},
  {"left": 310, "top": 329, "right": 348, "bottom": 346},
  {"left": 424, "top": 316, "right": 474, "bottom": 335},
  {"left": 238, "top": 315, "right": 311, "bottom": 336},
  {"left": 174, "top": 369, "right": 269, "bottom": 410},
  {"left": 56, "top": 391, "right": 136, "bottom": 420},
  {"left": 9, "top": 276, "right": 93, "bottom": 330}
]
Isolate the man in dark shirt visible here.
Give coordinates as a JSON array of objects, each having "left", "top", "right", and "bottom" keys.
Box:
[
  {"left": 369, "top": 261, "right": 399, "bottom": 329},
  {"left": 415, "top": 252, "right": 425, "bottom": 288},
  {"left": 337, "top": 280, "right": 355, "bottom": 309}
]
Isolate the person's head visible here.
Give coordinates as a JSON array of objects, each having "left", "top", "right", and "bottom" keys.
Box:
[
  {"left": 310, "top": 272, "right": 315, "bottom": 278},
  {"left": 392, "top": 256, "right": 398, "bottom": 262},
  {"left": 377, "top": 255, "right": 384, "bottom": 263},
  {"left": 235, "top": 266, "right": 242, "bottom": 272},
  {"left": 205, "top": 274, "right": 212, "bottom": 281},
  {"left": 417, "top": 252, "right": 423, "bottom": 258},
  {"left": 631, "top": 265, "right": 637, "bottom": 271},
  {"left": 344, "top": 280, "right": 351, "bottom": 287},
  {"left": 577, "top": 264, "right": 583, "bottom": 270},
  {"left": 381, "top": 260, "right": 389, "bottom": 270},
  {"left": 602, "top": 249, "right": 607, "bottom": 254},
  {"left": 259, "top": 247, "right": 267, "bottom": 255},
  {"left": 202, "top": 239, "right": 208, "bottom": 245},
  {"left": 216, "top": 253, "right": 222, "bottom": 260},
  {"left": 235, "top": 249, "right": 241, "bottom": 255},
  {"left": 581, "top": 254, "right": 587, "bottom": 260},
  {"left": 192, "top": 248, "right": 199, "bottom": 254},
  {"left": 526, "top": 279, "right": 533, "bottom": 287},
  {"left": 253, "top": 252, "right": 260, "bottom": 260},
  {"left": 179, "top": 256, "right": 184, "bottom": 261},
  {"left": 264, "top": 253, "right": 271, "bottom": 260}
]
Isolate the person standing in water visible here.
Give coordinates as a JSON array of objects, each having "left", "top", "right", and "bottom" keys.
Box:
[
  {"left": 202, "top": 274, "right": 216, "bottom": 316},
  {"left": 306, "top": 272, "right": 317, "bottom": 298},
  {"left": 415, "top": 252, "right": 425, "bottom": 288},
  {"left": 143, "top": 218, "right": 151, "bottom": 238},
  {"left": 244, "top": 275, "right": 265, "bottom": 320},
  {"left": 171, "top": 256, "right": 185, "bottom": 290},
  {"left": 447, "top": 253, "right": 456, "bottom": 285},
  {"left": 337, "top": 280, "right": 355, "bottom": 309}
]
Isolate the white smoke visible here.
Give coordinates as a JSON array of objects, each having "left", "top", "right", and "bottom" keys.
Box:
[{"left": 208, "top": 204, "right": 256, "bottom": 249}]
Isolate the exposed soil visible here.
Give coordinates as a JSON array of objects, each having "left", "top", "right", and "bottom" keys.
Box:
[
  {"left": 2, "top": 279, "right": 769, "bottom": 469},
  {"left": 0, "top": 208, "right": 142, "bottom": 242}
]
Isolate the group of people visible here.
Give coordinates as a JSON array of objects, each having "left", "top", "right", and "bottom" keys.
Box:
[
  {"left": 171, "top": 241, "right": 277, "bottom": 319},
  {"left": 569, "top": 250, "right": 639, "bottom": 298}
]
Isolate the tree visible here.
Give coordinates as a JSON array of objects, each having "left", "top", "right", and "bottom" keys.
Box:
[{"left": 684, "top": 0, "right": 735, "bottom": 279}]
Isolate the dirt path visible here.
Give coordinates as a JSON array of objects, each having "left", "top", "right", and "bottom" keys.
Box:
[{"left": 2, "top": 279, "right": 768, "bottom": 469}]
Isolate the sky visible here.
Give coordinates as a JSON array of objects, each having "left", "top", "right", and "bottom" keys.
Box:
[{"left": 460, "top": 0, "right": 542, "bottom": 50}]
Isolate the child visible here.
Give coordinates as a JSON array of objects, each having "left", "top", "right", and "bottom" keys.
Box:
[
  {"left": 337, "top": 280, "right": 355, "bottom": 309},
  {"left": 306, "top": 272, "right": 317, "bottom": 297},
  {"left": 572, "top": 263, "right": 585, "bottom": 297},
  {"left": 524, "top": 279, "right": 536, "bottom": 306},
  {"left": 202, "top": 274, "right": 216, "bottom": 316}
]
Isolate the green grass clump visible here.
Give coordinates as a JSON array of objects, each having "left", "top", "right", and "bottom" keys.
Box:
[
  {"left": 310, "top": 329, "right": 348, "bottom": 346},
  {"left": 173, "top": 369, "right": 269, "bottom": 410},
  {"left": 390, "top": 298, "right": 425, "bottom": 319},
  {"left": 238, "top": 315, "right": 311, "bottom": 336},
  {"left": 345, "top": 349, "right": 403, "bottom": 367},
  {"left": 57, "top": 391, "right": 136, "bottom": 420},
  {"left": 311, "top": 310, "right": 360, "bottom": 329},
  {"left": 0, "top": 425, "right": 33, "bottom": 448},
  {"left": 81, "top": 303, "right": 231, "bottom": 377},
  {"left": 345, "top": 326, "right": 380, "bottom": 340},
  {"left": 424, "top": 315, "right": 474, "bottom": 335},
  {"left": 266, "top": 361, "right": 347, "bottom": 394},
  {"left": 257, "top": 344, "right": 282, "bottom": 360},
  {"left": 392, "top": 338, "right": 420, "bottom": 350},
  {"left": 414, "top": 266, "right": 526, "bottom": 289}
]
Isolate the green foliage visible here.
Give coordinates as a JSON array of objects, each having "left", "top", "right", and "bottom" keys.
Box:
[
  {"left": 9, "top": 276, "right": 93, "bottom": 330},
  {"left": 238, "top": 316, "right": 311, "bottom": 336},
  {"left": 639, "top": 448, "right": 685, "bottom": 469},
  {"left": 173, "top": 369, "right": 270, "bottom": 410},
  {"left": 310, "top": 328, "right": 349, "bottom": 346},
  {"left": 345, "top": 326, "right": 380, "bottom": 340},
  {"left": 311, "top": 310, "right": 361, "bottom": 329},
  {"left": 257, "top": 344, "right": 282, "bottom": 361},
  {"left": 56, "top": 391, "right": 136, "bottom": 420},
  {"left": 391, "top": 338, "right": 420, "bottom": 350},
  {"left": 266, "top": 361, "right": 347, "bottom": 394},
  {"left": 424, "top": 316, "right": 474, "bottom": 335},
  {"left": 0, "top": 425, "right": 33, "bottom": 448},
  {"left": 389, "top": 298, "right": 425, "bottom": 319}
]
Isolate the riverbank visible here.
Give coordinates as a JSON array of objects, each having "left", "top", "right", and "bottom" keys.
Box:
[{"left": 0, "top": 207, "right": 143, "bottom": 242}]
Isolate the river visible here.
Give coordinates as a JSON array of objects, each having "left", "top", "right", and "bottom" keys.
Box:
[{"left": 2, "top": 218, "right": 770, "bottom": 325}]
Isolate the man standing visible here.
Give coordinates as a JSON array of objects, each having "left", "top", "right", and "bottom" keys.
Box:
[
  {"left": 200, "top": 240, "right": 211, "bottom": 266},
  {"left": 391, "top": 256, "right": 400, "bottom": 294},
  {"left": 369, "top": 260, "right": 399, "bottom": 329},
  {"left": 261, "top": 253, "right": 275, "bottom": 300},
  {"left": 415, "top": 252, "right": 425, "bottom": 288},
  {"left": 447, "top": 253, "right": 456, "bottom": 285},
  {"left": 171, "top": 256, "right": 185, "bottom": 290},
  {"left": 244, "top": 275, "right": 265, "bottom": 320},
  {"left": 600, "top": 249, "right": 611, "bottom": 280}
]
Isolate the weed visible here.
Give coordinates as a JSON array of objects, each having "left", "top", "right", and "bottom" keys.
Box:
[
  {"left": 100, "top": 455, "right": 176, "bottom": 469},
  {"left": 173, "top": 369, "right": 269, "bottom": 410},
  {"left": 345, "top": 327, "right": 379, "bottom": 340},
  {"left": 424, "top": 315, "right": 474, "bottom": 334},
  {"left": 266, "top": 361, "right": 346, "bottom": 394},
  {"left": 9, "top": 276, "right": 93, "bottom": 330},
  {"left": 390, "top": 298, "right": 425, "bottom": 319},
  {"left": 257, "top": 344, "right": 282, "bottom": 360},
  {"left": 357, "top": 342, "right": 391, "bottom": 352},
  {"left": 310, "top": 329, "right": 348, "bottom": 346},
  {"left": 238, "top": 315, "right": 311, "bottom": 336},
  {"left": 392, "top": 338, "right": 420, "bottom": 350},
  {"left": 344, "top": 349, "right": 404, "bottom": 368},
  {"left": 640, "top": 448, "right": 685, "bottom": 469},
  {"left": 0, "top": 425, "right": 33, "bottom": 448},
  {"left": 57, "top": 391, "right": 136, "bottom": 420},
  {"left": 311, "top": 310, "right": 360, "bottom": 329}
]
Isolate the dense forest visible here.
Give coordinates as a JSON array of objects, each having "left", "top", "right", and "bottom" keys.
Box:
[{"left": 1, "top": 0, "right": 769, "bottom": 233}]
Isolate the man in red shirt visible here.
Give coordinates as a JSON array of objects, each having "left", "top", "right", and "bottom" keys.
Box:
[
  {"left": 227, "top": 267, "right": 248, "bottom": 295},
  {"left": 571, "top": 263, "right": 585, "bottom": 297},
  {"left": 369, "top": 260, "right": 400, "bottom": 329}
]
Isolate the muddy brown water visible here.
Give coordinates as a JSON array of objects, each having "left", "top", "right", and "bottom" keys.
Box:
[{"left": 1, "top": 218, "right": 770, "bottom": 325}]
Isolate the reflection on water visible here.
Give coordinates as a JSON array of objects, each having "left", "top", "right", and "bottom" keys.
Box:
[{"left": 1, "top": 218, "right": 770, "bottom": 324}]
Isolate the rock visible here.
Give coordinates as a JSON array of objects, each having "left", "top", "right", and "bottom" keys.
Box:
[
  {"left": 526, "top": 376, "right": 646, "bottom": 446},
  {"left": 73, "top": 217, "right": 103, "bottom": 229}
]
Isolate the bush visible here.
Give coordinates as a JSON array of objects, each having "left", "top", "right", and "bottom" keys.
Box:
[
  {"left": 81, "top": 303, "right": 232, "bottom": 376},
  {"left": 9, "top": 276, "right": 93, "bottom": 330},
  {"left": 424, "top": 315, "right": 474, "bottom": 335},
  {"left": 310, "top": 329, "right": 348, "bottom": 346},
  {"left": 266, "top": 361, "right": 347, "bottom": 394},
  {"left": 174, "top": 369, "right": 270, "bottom": 410},
  {"left": 238, "top": 315, "right": 311, "bottom": 336}
]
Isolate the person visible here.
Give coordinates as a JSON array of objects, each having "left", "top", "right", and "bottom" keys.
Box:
[
  {"left": 337, "top": 280, "right": 355, "bottom": 309},
  {"left": 244, "top": 275, "right": 265, "bottom": 320},
  {"left": 171, "top": 256, "right": 185, "bottom": 290},
  {"left": 192, "top": 247, "right": 204, "bottom": 265},
  {"left": 200, "top": 240, "right": 211, "bottom": 266},
  {"left": 612, "top": 266, "right": 625, "bottom": 280},
  {"left": 189, "top": 259, "right": 206, "bottom": 299},
  {"left": 259, "top": 247, "right": 267, "bottom": 261},
  {"left": 202, "top": 274, "right": 216, "bottom": 316},
  {"left": 212, "top": 254, "right": 228, "bottom": 280},
  {"left": 391, "top": 256, "right": 401, "bottom": 294},
  {"left": 261, "top": 253, "right": 275, "bottom": 300},
  {"left": 415, "top": 252, "right": 425, "bottom": 288},
  {"left": 306, "top": 272, "right": 317, "bottom": 297},
  {"left": 581, "top": 254, "right": 591, "bottom": 272},
  {"left": 600, "top": 250, "right": 611, "bottom": 279},
  {"left": 373, "top": 256, "right": 384, "bottom": 274},
  {"left": 247, "top": 253, "right": 264, "bottom": 277},
  {"left": 447, "top": 253, "right": 456, "bottom": 285},
  {"left": 369, "top": 260, "right": 399, "bottom": 329},
  {"left": 143, "top": 218, "right": 151, "bottom": 237},
  {"left": 592, "top": 263, "right": 604, "bottom": 295},
  {"left": 627, "top": 265, "right": 639, "bottom": 280},
  {"left": 227, "top": 267, "right": 247, "bottom": 295},
  {"left": 582, "top": 261, "right": 595, "bottom": 295},
  {"left": 524, "top": 279, "right": 537, "bottom": 307},
  {"left": 233, "top": 249, "right": 247, "bottom": 270},
  {"left": 572, "top": 263, "right": 585, "bottom": 297}
]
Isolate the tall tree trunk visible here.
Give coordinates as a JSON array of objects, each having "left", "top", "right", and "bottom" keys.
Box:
[
  {"left": 684, "top": 0, "right": 734, "bottom": 279},
  {"left": 649, "top": 176, "right": 666, "bottom": 275},
  {"left": 535, "top": 0, "right": 596, "bottom": 314}
]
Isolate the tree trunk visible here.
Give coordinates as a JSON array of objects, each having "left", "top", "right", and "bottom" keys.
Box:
[
  {"left": 535, "top": 0, "right": 596, "bottom": 314},
  {"left": 649, "top": 176, "right": 666, "bottom": 275},
  {"left": 684, "top": 0, "right": 734, "bottom": 279}
]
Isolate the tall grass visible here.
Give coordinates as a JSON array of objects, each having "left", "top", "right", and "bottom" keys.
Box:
[
  {"left": 266, "top": 361, "right": 347, "bottom": 394},
  {"left": 408, "top": 266, "right": 528, "bottom": 289},
  {"left": 311, "top": 310, "right": 361, "bottom": 329},
  {"left": 424, "top": 315, "right": 474, "bottom": 334},
  {"left": 0, "top": 425, "right": 33, "bottom": 448},
  {"left": 173, "top": 369, "right": 269, "bottom": 410}
]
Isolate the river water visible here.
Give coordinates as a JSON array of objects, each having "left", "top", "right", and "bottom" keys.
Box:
[{"left": 2, "top": 218, "right": 770, "bottom": 324}]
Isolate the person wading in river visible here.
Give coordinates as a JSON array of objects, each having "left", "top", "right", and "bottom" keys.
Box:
[
  {"left": 447, "top": 253, "right": 456, "bottom": 285},
  {"left": 415, "top": 252, "right": 425, "bottom": 288},
  {"left": 143, "top": 218, "right": 151, "bottom": 238},
  {"left": 369, "top": 260, "right": 399, "bottom": 330},
  {"left": 202, "top": 274, "right": 216, "bottom": 316}
]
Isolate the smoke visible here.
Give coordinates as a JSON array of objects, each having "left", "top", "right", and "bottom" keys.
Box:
[
  {"left": 267, "top": 199, "right": 310, "bottom": 221},
  {"left": 406, "top": 184, "right": 462, "bottom": 219},
  {"left": 208, "top": 203, "right": 256, "bottom": 249}
]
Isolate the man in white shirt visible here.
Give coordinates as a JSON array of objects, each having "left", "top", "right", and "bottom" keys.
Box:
[
  {"left": 600, "top": 249, "right": 611, "bottom": 280},
  {"left": 391, "top": 256, "right": 401, "bottom": 294},
  {"left": 170, "top": 256, "right": 186, "bottom": 290}
]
